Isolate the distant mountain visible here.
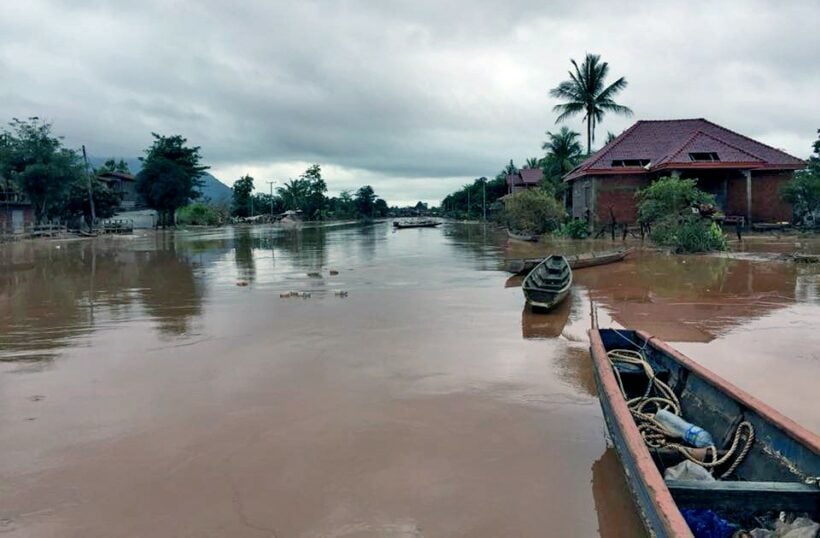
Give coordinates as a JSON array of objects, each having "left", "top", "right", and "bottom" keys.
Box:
[{"left": 88, "top": 156, "right": 232, "bottom": 203}]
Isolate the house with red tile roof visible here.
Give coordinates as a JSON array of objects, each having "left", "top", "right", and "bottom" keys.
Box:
[
  {"left": 506, "top": 167, "right": 543, "bottom": 194},
  {"left": 563, "top": 119, "right": 805, "bottom": 227}
]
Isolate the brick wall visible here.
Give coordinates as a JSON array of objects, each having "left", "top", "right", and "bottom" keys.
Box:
[
  {"left": 751, "top": 170, "right": 793, "bottom": 222},
  {"left": 593, "top": 174, "right": 649, "bottom": 225}
]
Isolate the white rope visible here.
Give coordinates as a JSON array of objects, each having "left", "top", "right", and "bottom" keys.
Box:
[{"left": 606, "top": 348, "right": 754, "bottom": 479}]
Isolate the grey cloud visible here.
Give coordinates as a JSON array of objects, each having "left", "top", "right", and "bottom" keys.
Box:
[{"left": 0, "top": 0, "right": 817, "bottom": 204}]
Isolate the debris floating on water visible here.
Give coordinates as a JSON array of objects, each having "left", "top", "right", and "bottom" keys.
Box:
[
  {"left": 236, "top": 280, "right": 249, "bottom": 287},
  {"left": 329, "top": 270, "right": 339, "bottom": 275},
  {"left": 307, "top": 272, "right": 322, "bottom": 278}
]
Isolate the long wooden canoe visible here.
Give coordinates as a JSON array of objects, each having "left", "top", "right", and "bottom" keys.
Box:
[
  {"left": 589, "top": 328, "right": 820, "bottom": 537},
  {"left": 393, "top": 220, "right": 441, "bottom": 229},
  {"left": 506, "top": 229, "right": 540, "bottom": 242},
  {"left": 505, "top": 247, "right": 634, "bottom": 274},
  {"left": 521, "top": 255, "right": 572, "bottom": 311}
]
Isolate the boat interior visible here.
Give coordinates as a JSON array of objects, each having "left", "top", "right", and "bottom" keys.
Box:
[
  {"left": 525, "top": 257, "right": 570, "bottom": 290},
  {"left": 598, "top": 329, "right": 819, "bottom": 524}
]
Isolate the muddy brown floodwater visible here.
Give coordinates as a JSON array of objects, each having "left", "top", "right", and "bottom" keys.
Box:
[{"left": 1, "top": 223, "right": 818, "bottom": 537}]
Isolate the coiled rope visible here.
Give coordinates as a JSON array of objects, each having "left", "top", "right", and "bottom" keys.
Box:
[{"left": 606, "top": 348, "right": 755, "bottom": 479}]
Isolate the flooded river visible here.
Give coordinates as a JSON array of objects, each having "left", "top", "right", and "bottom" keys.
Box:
[{"left": 1, "top": 223, "right": 818, "bottom": 537}]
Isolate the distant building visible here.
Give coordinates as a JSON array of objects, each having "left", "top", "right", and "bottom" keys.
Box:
[
  {"left": 98, "top": 171, "right": 140, "bottom": 210},
  {"left": 506, "top": 167, "right": 543, "bottom": 194},
  {"left": 563, "top": 119, "right": 805, "bottom": 226},
  {"left": 0, "top": 191, "right": 34, "bottom": 234}
]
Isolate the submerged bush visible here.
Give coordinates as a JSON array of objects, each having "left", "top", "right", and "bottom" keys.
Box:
[
  {"left": 637, "top": 177, "right": 726, "bottom": 253},
  {"left": 650, "top": 214, "right": 727, "bottom": 253},
  {"left": 177, "top": 203, "right": 223, "bottom": 226},
  {"left": 555, "top": 218, "right": 590, "bottom": 239},
  {"left": 498, "top": 189, "right": 565, "bottom": 234}
]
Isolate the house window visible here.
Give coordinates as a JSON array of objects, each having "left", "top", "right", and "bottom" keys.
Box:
[
  {"left": 611, "top": 159, "right": 650, "bottom": 167},
  {"left": 689, "top": 152, "right": 720, "bottom": 162}
]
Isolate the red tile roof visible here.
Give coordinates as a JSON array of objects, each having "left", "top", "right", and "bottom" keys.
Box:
[
  {"left": 507, "top": 168, "right": 543, "bottom": 186},
  {"left": 564, "top": 119, "right": 805, "bottom": 181}
]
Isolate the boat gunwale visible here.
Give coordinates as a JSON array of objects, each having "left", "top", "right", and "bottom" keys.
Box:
[
  {"left": 588, "top": 329, "right": 694, "bottom": 537},
  {"left": 590, "top": 328, "right": 820, "bottom": 537},
  {"left": 635, "top": 329, "right": 820, "bottom": 454}
]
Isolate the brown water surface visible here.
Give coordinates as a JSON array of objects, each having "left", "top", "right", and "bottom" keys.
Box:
[{"left": 1, "top": 224, "right": 818, "bottom": 537}]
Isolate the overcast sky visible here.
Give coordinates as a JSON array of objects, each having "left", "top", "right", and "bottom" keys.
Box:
[{"left": 1, "top": 0, "right": 818, "bottom": 205}]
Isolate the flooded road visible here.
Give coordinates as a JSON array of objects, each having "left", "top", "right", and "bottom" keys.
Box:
[{"left": 1, "top": 223, "right": 818, "bottom": 537}]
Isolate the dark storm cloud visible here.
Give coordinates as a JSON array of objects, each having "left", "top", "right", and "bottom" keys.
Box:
[{"left": 1, "top": 0, "right": 818, "bottom": 204}]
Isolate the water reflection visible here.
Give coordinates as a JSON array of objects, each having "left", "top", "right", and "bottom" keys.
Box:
[
  {"left": 521, "top": 295, "right": 572, "bottom": 339},
  {"left": 592, "top": 448, "right": 647, "bottom": 538},
  {"left": 576, "top": 252, "right": 799, "bottom": 342}
]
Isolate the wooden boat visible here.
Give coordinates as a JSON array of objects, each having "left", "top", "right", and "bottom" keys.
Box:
[
  {"left": 393, "top": 219, "right": 441, "bottom": 229},
  {"left": 521, "top": 255, "right": 572, "bottom": 311},
  {"left": 506, "top": 229, "right": 539, "bottom": 242},
  {"left": 589, "top": 328, "right": 820, "bottom": 537},
  {"left": 505, "top": 247, "right": 634, "bottom": 275}
]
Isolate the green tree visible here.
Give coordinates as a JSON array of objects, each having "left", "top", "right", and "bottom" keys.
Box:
[
  {"left": 374, "top": 198, "right": 389, "bottom": 217},
  {"left": 62, "top": 179, "right": 122, "bottom": 225},
  {"left": 0, "top": 117, "right": 83, "bottom": 223},
  {"left": 355, "top": 185, "right": 377, "bottom": 218},
  {"left": 525, "top": 157, "right": 541, "bottom": 169},
  {"left": 541, "top": 126, "right": 583, "bottom": 195},
  {"left": 136, "top": 133, "right": 208, "bottom": 227},
  {"left": 96, "top": 158, "right": 131, "bottom": 174},
  {"left": 277, "top": 178, "right": 310, "bottom": 212},
  {"left": 498, "top": 189, "right": 565, "bottom": 234},
  {"left": 550, "top": 53, "right": 633, "bottom": 154},
  {"left": 780, "top": 129, "right": 820, "bottom": 225},
  {"left": 232, "top": 174, "right": 254, "bottom": 217},
  {"left": 301, "top": 164, "right": 327, "bottom": 219},
  {"left": 636, "top": 176, "right": 726, "bottom": 253}
]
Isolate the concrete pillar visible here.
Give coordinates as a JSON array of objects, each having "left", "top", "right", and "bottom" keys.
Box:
[{"left": 744, "top": 170, "right": 752, "bottom": 225}]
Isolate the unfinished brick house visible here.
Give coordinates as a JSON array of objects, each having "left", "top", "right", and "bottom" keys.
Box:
[
  {"left": 563, "top": 119, "right": 805, "bottom": 227},
  {"left": 506, "top": 168, "right": 544, "bottom": 194}
]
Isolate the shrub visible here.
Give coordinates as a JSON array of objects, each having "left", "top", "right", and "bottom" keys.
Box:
[
  {"left": 637, "top": 176, "right": 726, "bottom": 253},
  {"left": 636, "top": 176, "right": 715, "bottom": 224},
  {"left": 498, "top": 189, "right": 565, "bottom": 233},
  {"left": 650, "top": 214, "right": 727, "bottom": 253},
  {"left": 555, "top": 218, "right": 589, "bottom": 239},
  {"left": 177, "top": 203, "right": 223, "bottom": 226}
]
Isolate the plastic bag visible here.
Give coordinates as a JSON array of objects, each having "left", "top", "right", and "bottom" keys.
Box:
[{"left": 664, "top": 460, "right": 715, "bottom": 482}]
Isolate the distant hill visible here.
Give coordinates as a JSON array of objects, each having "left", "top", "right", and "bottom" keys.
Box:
[{"left": 88, "top": 157, "right": 232, "bottom": 203}]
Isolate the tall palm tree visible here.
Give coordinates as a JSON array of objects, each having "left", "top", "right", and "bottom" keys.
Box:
[
  {"left": 549, "top": 54, "right": 633, "bottom": 154},
  {"left": 525, "top": 157, "right": 541, "bottom": 169},
  {"left": 541, "top": 126, "right": 584, "bottom": 180}
]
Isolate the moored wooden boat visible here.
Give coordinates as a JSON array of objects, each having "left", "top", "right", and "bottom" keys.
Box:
[
  {"left": 521, "top": 255, "right": 572, "bottom": 311},
  {"left": 505, "top": 247, "right": 634, "bottom": 274},
  {"left": 393, "top": 219, "right": 441, "bottom": 229},
  {"left": 589, "top": 328, "right": 820, "bottom": 537},
  {"left": 506, "top": 229, "right": 540, "bottom": 242}
]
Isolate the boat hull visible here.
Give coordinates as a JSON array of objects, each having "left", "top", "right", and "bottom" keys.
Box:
[
  {"left": 506, "top": 248, "right": 633, "bottom": 274},
  {"left": 589, "top": 328, "right": 820, "bottom": 537},
  {"left": 521, "top": 255, "right": 572, "bottom": 312}
]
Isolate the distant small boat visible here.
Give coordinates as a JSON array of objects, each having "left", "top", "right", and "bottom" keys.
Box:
[
  {"left": 521, "top": 255, "right": 572, "bottom": 311},
  {"left": 393, "top": 219, "right": 441, "bottom": 229},
  {"left": 589, "top": 328, "right": 820, "bottom": 538},
  {"left": 505, "top": 247, "right": 634, "bottom": 275},
  {"left": 507, "top": 229, "right": 540, "bottom": 242}
]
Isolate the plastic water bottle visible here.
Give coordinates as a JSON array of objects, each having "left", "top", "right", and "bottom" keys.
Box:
[{"left": 654, "top": 409, "right": 714, "bottom": 448}]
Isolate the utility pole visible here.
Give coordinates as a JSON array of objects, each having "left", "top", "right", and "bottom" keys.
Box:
[
  {"left": 81, "top": 145, "right": 96, "bottom": 230},
  {"left": 481, "top": 177, "right": 487, "bottom": 221},
  {"left": 267, "top": 181, "right": 275, "bottom": 217}
]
